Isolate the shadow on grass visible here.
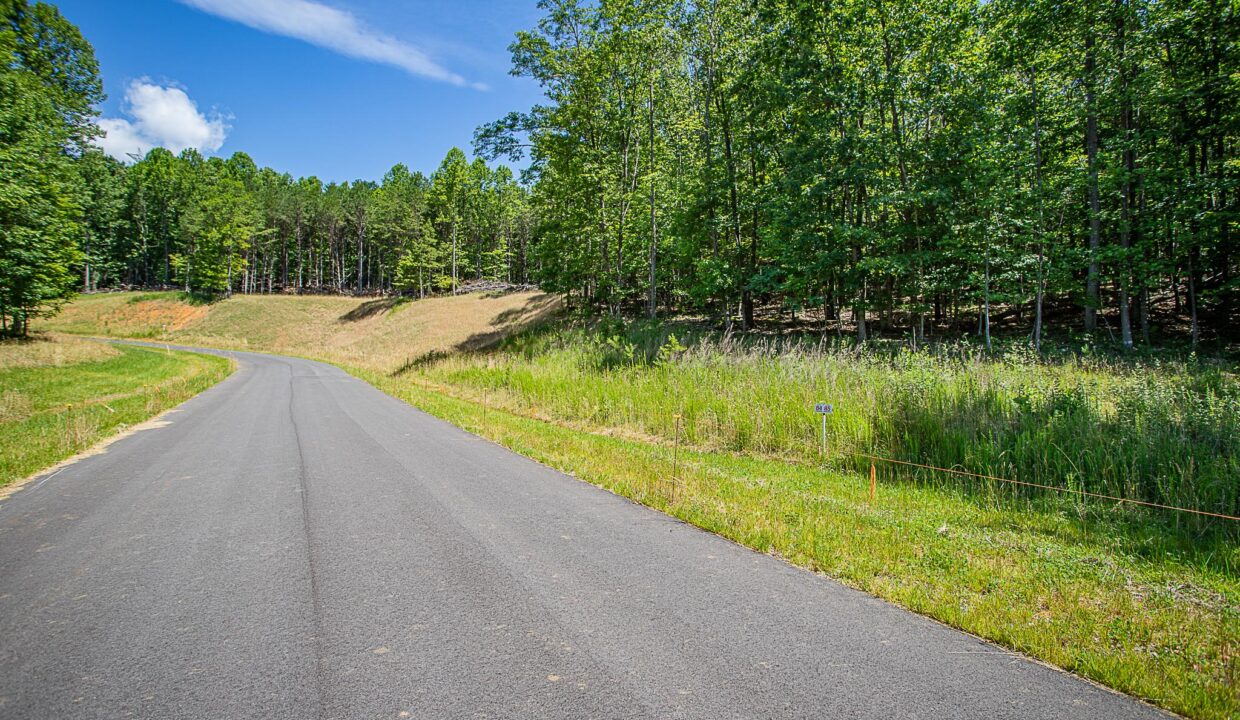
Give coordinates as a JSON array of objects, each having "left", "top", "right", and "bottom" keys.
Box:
[
  {"left": 338, "top": 297, "right": 410, "bottom": 323},
  {"left": 0, "top": 332, "right": 55, "bottom": 346},
  {"left": 124, "top": 290, "right": 219, "bottom": 306},
  {"left": 390, "top": 349, "right": 452, "bottom": 377},
  {"left": 387, "top": 293, "right": 563, "bottom": 377},
  {"left": 454, "top": 293, "right": 562, "bottom": 352}
]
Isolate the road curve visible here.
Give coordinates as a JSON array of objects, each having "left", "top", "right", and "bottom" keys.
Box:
[{"left": 0, "top": 345, "right": 1169, "bottom": 719}]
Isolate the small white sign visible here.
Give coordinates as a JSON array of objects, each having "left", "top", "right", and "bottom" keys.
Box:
[{"left": 815, "top": 402, "right": 834, "bottom": 415}]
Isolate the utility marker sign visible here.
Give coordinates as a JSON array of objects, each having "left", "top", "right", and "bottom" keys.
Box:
[{"left": 815, "top": 402, "right": 834, "bottom": 456}]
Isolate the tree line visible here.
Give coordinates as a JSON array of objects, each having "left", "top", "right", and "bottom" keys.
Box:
[
  {"left": 1, "top": 1, "right": 532, "bottom": 335},
  {"left": 4, "top": 0, "right": 1237, "bottom": 348},
  {"left": 77, "top": 146, "right": 534, "bottom": 298},
  {"left": 478, "top": 0, "right": 1237, "bottom": 348}
]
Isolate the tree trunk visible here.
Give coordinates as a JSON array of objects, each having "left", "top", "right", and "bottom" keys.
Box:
[
  {"left": 1139, "top": 287, "right": 1151, "bottom": 344},
  {"left": 83, "top": 230, "right": 92, "bottom": 292},
  {"left": 1084, "top": 27, "right": 1102, "bottom": 332},
  {"left": 647, "top": 76, "right": 658, "bottom": 319},
  {"left": 1030, "top": 65, "right": 1046, "bottom": 351},
  {"left": 356, "top": 219, "right": 365, "bottom": 295},
  {"left": 1188, "top": 247, "right": 1200, "bottom": 347},
  {"left": 1116, "top": 0, "right": 1134, "bottom": 350},
  {"left": 296, "top": 217, "right": 304, "bottom": 293},
  {"left": 719, "top": 93, "right": 746, "bottom": 329},
  {"left": 983, "top": 252, "right": 992, "bottom": 352},
  {"left": 856, "top": 281, "right": 868, "bottom": 343}
]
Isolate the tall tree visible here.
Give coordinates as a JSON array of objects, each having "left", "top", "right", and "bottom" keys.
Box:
[
  {"left": 430, "top": 148, "right": 473, "bottom": 293},
  {"left": 0, "top": 0, "right": 101, "bottom": 334}
]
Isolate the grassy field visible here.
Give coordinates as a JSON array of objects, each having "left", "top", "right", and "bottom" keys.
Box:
[
  {"left": 45, "top": 291, "right": 1240, "bottom": 719},
  {"left": 0, "top": 334, "right": 232, "bottom": 490}
]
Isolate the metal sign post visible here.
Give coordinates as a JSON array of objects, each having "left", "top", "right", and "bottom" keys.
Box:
[{"left": 814, "top": 402, "right": 834, "bottom": 457}]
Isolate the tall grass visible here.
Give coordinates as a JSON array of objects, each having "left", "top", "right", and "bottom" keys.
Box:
[{"left": 416, "top": 319, "right": 1240, "bottom": 531}]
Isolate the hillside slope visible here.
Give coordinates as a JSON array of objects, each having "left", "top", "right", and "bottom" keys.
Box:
[{"left": 45, "top": 291, "right": 560, "bottom": 372}]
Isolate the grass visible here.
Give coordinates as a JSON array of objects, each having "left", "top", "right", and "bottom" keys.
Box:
[
  {"left": 44, "top": 291, "right": 1240, "bottom": 719},
  {"left": 45, "top": 290, "right": 560, "bottom": 368},
  {"left": 0, "top": 333, "right": 232, "bottom": 489},
  {"left": 352, "top": 367, "right": 1239, "bottom": 720},
  {"left": 413, "top": 319, "right": 1240, "bottom": 528}
]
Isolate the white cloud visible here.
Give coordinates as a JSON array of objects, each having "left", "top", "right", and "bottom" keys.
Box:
[
  {"left": 178, "top": 0, "right": 485, "bottom": 89},
  {"left": 95, "top": 80, "right": 229, "bottom": 161}
]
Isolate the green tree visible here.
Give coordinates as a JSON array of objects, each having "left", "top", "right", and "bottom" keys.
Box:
[
  {"left": 76, "top": 149, "right": 129, "bottom": 291},
  {"left": 429, "top": 148, "right": 473, "bottom": 292},
  {"left": 0, "top": 0, "right": 101, "bottom": 334},
  {"left": 372, "top": 163, "right": 436, "bottom": 296}
]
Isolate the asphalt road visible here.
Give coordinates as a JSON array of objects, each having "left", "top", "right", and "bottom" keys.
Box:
[{"left": 0, "top": 346, "right": 1170, "bottom": 719}]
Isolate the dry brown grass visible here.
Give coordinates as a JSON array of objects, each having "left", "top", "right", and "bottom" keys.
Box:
[
  {"left": 44, "top": 291, "right": 562, "bottom": 373},
  {"left": 0, "top": 333, "right": 119, "bottom": 370}
]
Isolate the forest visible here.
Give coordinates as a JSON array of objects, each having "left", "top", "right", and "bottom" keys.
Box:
[
  {"left": 73, "top": 147, "right": 535, "bottom": 299},
  {"left": 3, "top": 0, "right": 1238, "bottom": 349},
  {"left": 478, "top": 0, "right": 1238, "bottom": 349}
]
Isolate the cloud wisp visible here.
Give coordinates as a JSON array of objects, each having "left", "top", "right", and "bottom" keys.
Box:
[
  {"left": 177, "top": 0, "right": 485, "bottom": 89},
  {"left": 96, "top": 80, "right": 229, "bottom": 161}
]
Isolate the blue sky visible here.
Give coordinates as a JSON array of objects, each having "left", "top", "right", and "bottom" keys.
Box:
[{"left": 54, "top": 0, "right": 545, "bottom": 182}]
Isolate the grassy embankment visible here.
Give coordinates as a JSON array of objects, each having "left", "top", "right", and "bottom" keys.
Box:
[
  {"left": 46, "top": 290, "right": 560, "bottom": 368},
  {"left": 0, "top": 333, "right": 232, "bottom": 491},
  {"left": 47, "top": 292, "right": 1239, "bottom": 720}
]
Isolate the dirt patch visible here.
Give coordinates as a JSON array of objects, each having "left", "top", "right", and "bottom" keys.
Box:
[{"left": 108, "top": 301, "right": 208, "bottom": 332}]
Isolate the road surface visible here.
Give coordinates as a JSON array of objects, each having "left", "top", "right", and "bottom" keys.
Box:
[{"left": 0, "top": 346, "right": 1170, "bottom": 719}]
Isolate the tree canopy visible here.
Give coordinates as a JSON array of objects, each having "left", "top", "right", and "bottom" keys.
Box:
[
  {"left": 61, "top": 144, "right": 533, "bottom": 301},
  {"left": 479, "top": 0, "right": 1238, "bottom": 348}
]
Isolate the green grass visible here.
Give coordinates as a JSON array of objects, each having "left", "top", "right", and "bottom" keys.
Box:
[
  {"left": 414, "top": 319, "right": 1240, "bottom": 530},
  {"left": 353, "top": 365, "right": 1239, "bottom": 720},
  {"left": 0, "top": 336, "right": 232, "bottom": 488}
]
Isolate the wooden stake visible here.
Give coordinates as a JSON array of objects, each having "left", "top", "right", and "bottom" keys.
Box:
[
  {"left": 672, "top": 413, "right": 682, "bottom": 503},
  {"left": 869, "top": 462, "right": 877, "bottom": 501}
]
